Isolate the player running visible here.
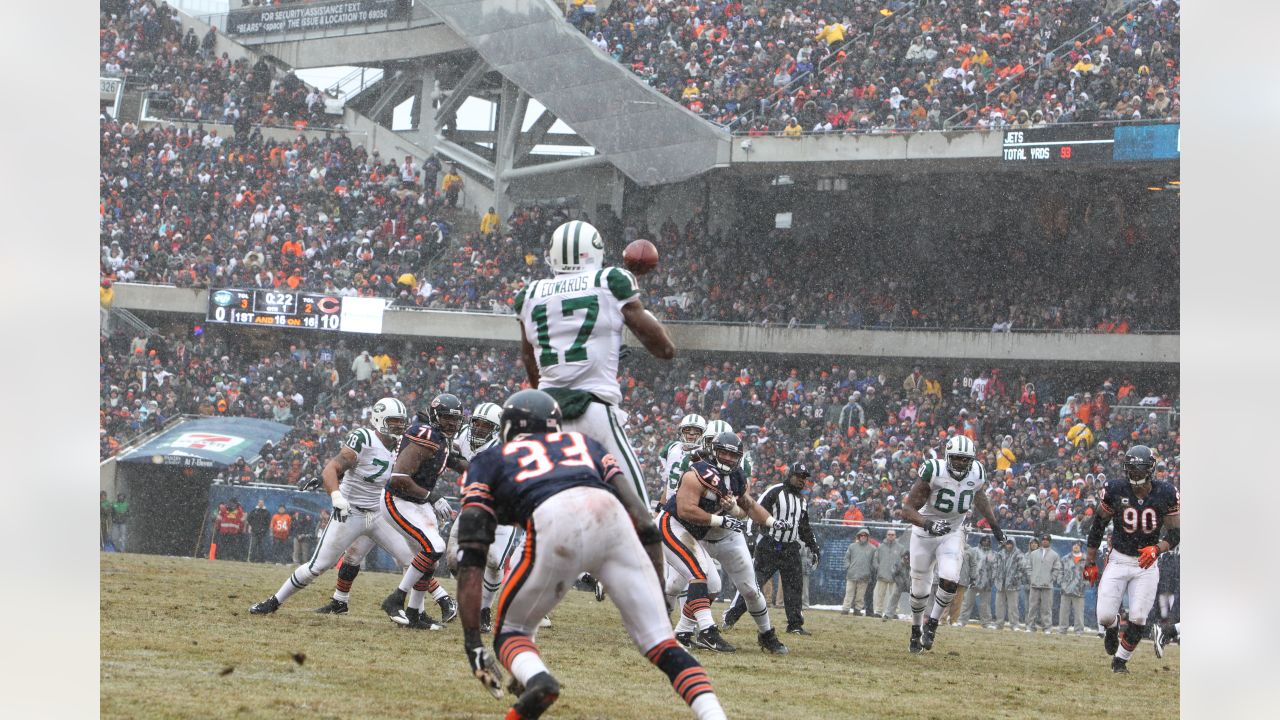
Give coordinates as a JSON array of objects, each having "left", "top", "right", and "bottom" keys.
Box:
[
  {"left": 249, "top": 399, "right": 419, "bottom": 615},
  {"left": 514, "top": 220, "right": 675, "bottom": 512},
  {"left": 899, "top": 436, "right": 1005, "bottom": 654},
  {"left": 455, "top": 390, "right": 728, "bottom": 720},
  {"left": 378, "top": 393, "right": 469, "bottom": 629},
  {"left": 658, "top": 431, "right": 790, "bottom": 654},
  {"left": 1082, "top": 444, "right": 1180, "bottom": 673},
  {"left": 657, "top": 414, "right": 707, "bottom": 504}
]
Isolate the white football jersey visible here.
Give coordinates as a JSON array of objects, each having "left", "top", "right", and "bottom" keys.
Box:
[
  {"left": 514, "top": 266, "right": 640, "bottom": 406},
  {"left": 657, "top": 440, "right": 694, "bottom": 504},
  {"left": 456, "top": 426, "right": 499, "bottom": 462},
  {"left": 338, "top": 427, "right": 398, "bottom": 508},
  {"left": 914, "top": 458, "right": 986, "bottom": 533}
]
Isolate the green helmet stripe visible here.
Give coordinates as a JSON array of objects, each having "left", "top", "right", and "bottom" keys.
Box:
[
  {"left": 561, "top": 223, "right": 572, "bottom": 266},
  {"left": 572, "top": 220, "right": 583, "bottom": 265}
]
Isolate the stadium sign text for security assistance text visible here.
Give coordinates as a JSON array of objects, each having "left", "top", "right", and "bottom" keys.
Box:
[{"left": 225, "top": 0, "right": 409, "bottom": 36}]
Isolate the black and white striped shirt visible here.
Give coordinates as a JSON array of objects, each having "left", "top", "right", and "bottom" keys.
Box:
[{"left": 755, "top": 483, "right": 817, "bottom": 548}]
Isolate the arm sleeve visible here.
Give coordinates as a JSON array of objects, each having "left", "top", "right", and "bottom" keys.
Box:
[{"left": 460, "top": 454, "right": 497, "bottom": 517}]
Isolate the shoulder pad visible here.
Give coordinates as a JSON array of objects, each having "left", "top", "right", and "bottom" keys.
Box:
[
  {"left": 513, "top": 284, "right": 528, "bottom": 315},
  {"left": 605, "top": 266, "right": 639, "bottom": 302},
  {"left": 659, "top": 441, "right": 675, "bottom": 459},
  {"left": 974, "top": 461, "right": 985, "bottom": 482},
  {"left": 344, "top": 430, "right": 366, "bottom": 451},
  {"left": 919, "top": 461, "right": 934, "bottom": 482}
]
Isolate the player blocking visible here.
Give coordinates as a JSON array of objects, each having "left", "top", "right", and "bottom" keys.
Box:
[{"left": 454, "top": 390, "right": 727, "bottom": 720}]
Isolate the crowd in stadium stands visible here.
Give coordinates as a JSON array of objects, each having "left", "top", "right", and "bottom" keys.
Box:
[
  {"left": 99, "top": 108, "right": 1178, "bottom": 332},
  {"left": 101, "top": 329, "right": 1178, "bottom": 539},
  {"left": 101, "top": 0, "right": 339, "bottom": 129},
  {"left": 568, "top": 0, "right": 1179, "bottom": 133}
]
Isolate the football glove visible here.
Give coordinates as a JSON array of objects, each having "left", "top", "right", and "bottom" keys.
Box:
[
  {"left": 464, "top": 631, "right": 504, "bottom": 699},
  {"left": 434, "top": 497, "right": 455, "bottom": 525},
  {"left": 924, "top": 520, "right": 951, "bottom": 537},
  {"left": 720, "top": 516, "right": 746, "bottom": 533},
  {"left": 809, "top": 547, "right": 821, "bottom": 567},
  {"left": 991, "top": 526, "right": 1006, "bottom": 543},
  {"left": 1138, "top": 545, "right": 1160, "bottom": 569},
  {"left": 330, "top": 490, "right": 350, "bottom": 523},
  {"left": 770, "top": 518, "right": 792, "bottom": 534},
  {"left": 1082, "top": 562, "right": 1100, "bottom": 585}
]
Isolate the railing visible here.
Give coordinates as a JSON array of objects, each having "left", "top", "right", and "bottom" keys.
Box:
[
  {"left": 731, "top": 116, "right": 1179, "bottom": 139},
  {"left": 327, "top": 66, "right": 385, "bottom": 101}
]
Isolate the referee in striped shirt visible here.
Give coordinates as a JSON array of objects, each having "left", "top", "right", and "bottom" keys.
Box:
[{"left": 723, "top": 462, "right": 821, "bottom": 635}]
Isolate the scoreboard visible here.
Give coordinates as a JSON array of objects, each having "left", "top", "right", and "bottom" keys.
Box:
[
  {"left": 206, "top": 288, "right": 384, "bottom": 334},
  {"left": 1002, "top": 123, "right": 1179, "bottom": 164}
]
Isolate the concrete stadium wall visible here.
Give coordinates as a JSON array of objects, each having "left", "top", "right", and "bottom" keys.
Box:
[
  {"left": 729, "top": 130, "right": 1005, "bottom": 167},
  {"left": 111, "top": 284, "right": 1178, "bottom": 364}
]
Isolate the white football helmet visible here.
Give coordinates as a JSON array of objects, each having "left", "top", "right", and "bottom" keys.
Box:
[
  {"left": 701, "top": 419, "right": 734, "bottom": 452},
  {"left": 944, "top": 435, "right": 976, "bottom": 479},
  {"left": 677, "top": 414, "right": 708, "bottom": 450},
  {"left": 468, "top": 402, "right": 503, "bottom": 451},
  {"left": 371, "top": 397, "right": 409, "bottom": 438},
  {"left": 547, "top": 220, "right": 605, "bottom": 275}
]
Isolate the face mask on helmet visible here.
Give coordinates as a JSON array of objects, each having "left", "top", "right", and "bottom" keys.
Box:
[
  {"left": 714, "top": 446, "right": 743, "bottom": 473},
  {"left": 436, "top": 412, "right": 462, "bottom": 438},
  {"left": 947, "top": 454, "right": 974, "bottom": 479},
  {"left": 1125, "top": 459, "right": 1153, "bottom": 485},
  {"left": 680, "top": 426, "right": 703, "bottom": 449},
  {"left": 469, "top": 417, "right": 498, "bottom": 450},
  {"left": 383, "top": 415, "right": 407, "bottom": 437}
]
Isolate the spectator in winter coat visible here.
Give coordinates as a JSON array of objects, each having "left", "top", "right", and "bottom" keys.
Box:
[
  {"left": 841, "top": 529, "right": 876, "bottom": 615},
  {"left": 1026, "top": 533, "right": 1062, "bottom": 632},
  {"left": 945, "top": 540, "right": 983, "bottom": 626},
  {"left": 872, "top": 528, "right": 906, "bottom": 618},
  {"left": 964, "top": 536, "right": 998, "bottom": 627},
  {"left": 889, "top": 551, "right": 912, "bottom": 620},
  {"left": 994, "top": 537, "right": 1028, "bottom": 630},
  {"left": 1057, "top": 542, "right": 1087, "bottom": 634}
]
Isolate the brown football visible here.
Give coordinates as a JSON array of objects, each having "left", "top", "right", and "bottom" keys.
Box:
[{"left": 623, "top": 239, "right": 659, "bottom": 275}]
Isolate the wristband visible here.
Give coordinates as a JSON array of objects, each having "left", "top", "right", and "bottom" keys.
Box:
[
  {"left": 709, "top": 515, "right": 725, "bottom": 528},
  {"left": 765, "top": 516, "right": 776, "bottom": 529},
  {"left": 330, "top": 490, "right": 344, "bottom": 503}
]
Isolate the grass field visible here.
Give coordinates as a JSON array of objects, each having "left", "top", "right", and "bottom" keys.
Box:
[{"left": 101, "top": 553, "right": 1178, "bottom": 719}]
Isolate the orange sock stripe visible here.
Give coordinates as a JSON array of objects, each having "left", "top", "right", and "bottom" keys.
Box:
[
  {"left": 335, "top": 579, "right": 353, "bottom": 591},
  {"left": 498, "top": 636, "right": 540, "bottom": 669},
  {"left": 684, "top": 598, "right": 711, "bottom": 615},
  {"left": 493, "top": 520, "right": 536, "bottom": 634},
  {"left": 660, "top": 513, "right": 706, "bottom": 581},
  {"left": 644, "top": 639, "right": 680, "bottom": 664},
  {"left": 384, "top": 492, "right": 434, "bottom": 552},
  {"left": 411, "top": 552, "right": 434, "bottom": 572},
  {"left": 426, "top": 578, "right": 440, "bottom": 592},
  {"left": 1121, "top": 638, "right": 1137, "bottom": 651},
  {"left": 673, "top": 667, "right": 710, "bottom": 697},
  {"left": 680, "top": 680, "right": 714, "bottom": 705},
  {"left": 413, "top": 577, "right": 432, "bottom": 591}
]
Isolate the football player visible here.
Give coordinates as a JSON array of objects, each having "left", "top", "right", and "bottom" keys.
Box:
[
  {"left": 250, "top": 399, "right": 420, "bottom": 615},
  {"left": 657, "top": 414, "right": 707, "bottom": 504},
  {"left": 455, "top": 390, "right": 727, "bottom": 720},
  {"left": 379, "top": 393, "right": 469, "bottom": 628},
  {"left": 1082, "top": 444, "right": 1180, "bottom": 672},
  {"left": 900, "top": 435, "right": 1005, "bottom": 653},
  {"left": 513, "top": 220, "right": 676, "bottom": 513},
  {"left": 658, "top": 431, "right": 790, "bottom": 654}
]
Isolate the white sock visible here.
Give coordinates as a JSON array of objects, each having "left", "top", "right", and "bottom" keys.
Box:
[
  {"left": 510, "top": 650, "right": 548, "bottom": 687},
  {"left": 275, "top": 568, "right": 314, "bottom": 603},
  {"left": 407, "top": 588, "right": 426, "bottom": 612},
  {"left": 690, "top": 692, "right": 727, "bottom": 720},
  {"left": 675, "top": 614, "right": 696, "bottom": 633},
  {"left": 910, "top": 593, "right": 929, "bottom": 625},
  {"left": 333, "top": 589, "right": 351, "bottom": 603},
  {"left": 431, "top": 585, "right": 449, "bottom": 602}
]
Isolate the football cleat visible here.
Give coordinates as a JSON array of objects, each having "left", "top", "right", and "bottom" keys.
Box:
[
  {"left": 593, "top": 578, "right": 606, "bottom": 602},
  {"left": 1152, "top": 624, "right": 1165, "bottom": 658},
  {"left": 511, "top": 671, "right": 560, "bottom": 720},
  {"left": 1104, "top": 626, "right": 1120, "bottom": 656},
  {"left": 539, "top": 616, "right": 552, "bottom": 628},
  {"left": 758, "top": 629, "right": 788, "bottom": 655},
  {"left": 1111, "top": 656, "right": 1130, "bottom": 674},
  {"left": 313, "top": 599, "right": 348, "bottom": 615},
  {"left": 480, "top": 607, "right": 493, "bottom": 634},
  {"left": 909, "top": 625, "right": 923, "bottom": 654},
  {"left": 404, "top": 607, "right": 442, "bottom": 630},
  {"left": 249, "top": 596, "right": 280, "bottom": 615},
  {"left": 675, "top": 631, "right": 694, "bottom": 649},
  {"left": 694, "top": 626, "right": 737, "bottom": 653},
  {"left": 382, "top": 588, "right": 409, "bottom": 626},
  {"left": 785, "top": 626, "right": 812, "bottom": 636},
  {"left": 438, "top": 595, "right": 459, "bottom": 623},
  {"left": 921, "top": 618, "right": 939, "bottom": 651}
]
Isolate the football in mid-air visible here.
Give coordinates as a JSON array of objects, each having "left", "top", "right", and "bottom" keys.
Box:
[{"left": 623, "top": 239, "right": 659, "bottom": 275}]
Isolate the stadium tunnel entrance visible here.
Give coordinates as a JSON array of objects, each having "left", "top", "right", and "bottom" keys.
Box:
[{"left": 115, "top": 464, "right": 218, "bottom": 557}]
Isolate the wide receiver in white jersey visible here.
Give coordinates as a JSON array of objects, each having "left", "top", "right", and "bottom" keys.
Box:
[
  {"left": 250, "top": 398, "right": 420, "bottom": 615},
  {"left": 514, "top": 220, "right": 676, "bottom": 510},
  {"left": 899, "top": 435, "right": 1005, "bottom": 654}
]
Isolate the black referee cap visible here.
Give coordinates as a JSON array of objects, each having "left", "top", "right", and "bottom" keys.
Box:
[{"left": 789, "top": 462, "right": 811, "bottom": 477}]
